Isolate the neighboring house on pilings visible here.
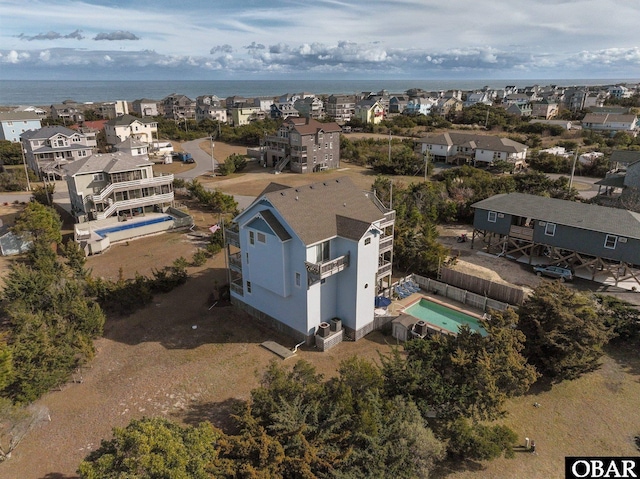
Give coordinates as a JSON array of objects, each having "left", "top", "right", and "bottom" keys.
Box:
[
  {"left": 419, "top": 132, "right": 528, "bottom": 169},
  {"left": 224, "top": 177, "right": 395, "bottom": 348},
  {"left": 472, "top": 193, "right": 640, "bottom": 288}
]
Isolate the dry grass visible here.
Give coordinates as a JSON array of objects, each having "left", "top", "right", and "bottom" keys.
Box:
[{"left": 441, "top": 348, "right": 640, "bottom": 479}]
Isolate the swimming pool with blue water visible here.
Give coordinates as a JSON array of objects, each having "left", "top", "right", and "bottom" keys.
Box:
[
  {"left": 404, "top": 298, "right": 487, "bottom": 336},
  {"left": 95, "top": 215, "right": 173, "bottom": 238}
]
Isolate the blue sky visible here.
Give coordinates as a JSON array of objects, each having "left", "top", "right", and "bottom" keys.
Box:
[{"left": 1, "top": 0, "right": 640, "bottom": 80}]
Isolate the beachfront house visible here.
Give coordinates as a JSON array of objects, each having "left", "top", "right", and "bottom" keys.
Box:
[
  {"left": 50, "top": 102, "right": 84, "bottom": 123},
  {"left": 132, "top": 99, "right": 159, "bottom": 117},
  {"left": 104, "top": 114, "right": 158, "bottom": 146},
  {"left": 21, "top": 126, "right": 96, "bottom": 179},
  {"left": 64, "top": 151, "right": 174, "bottom": 223},
  {"left": 419, "top": 132, "right": 528, "bottom": 168},
  {"left": 263, "top": 117, "right": 341, "bottom": 173},
  {"left": 97, "top": 101, "right": 129, "bottom": 119},
  {"left": 0, "top": 112, "right": 42, "bottom": 143},
  {"left": 225, "top": 177, "right": 395, "bottom": 348},
  {"left": 162, "top": 94, "right": 196, "bottom": 120},
  {"left": 325, "top": 95, "right": 355, "bottom": 123}
]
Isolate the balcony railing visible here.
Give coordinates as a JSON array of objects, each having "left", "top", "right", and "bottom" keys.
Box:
[
  {"left": 509, "top": 225, "right": 534, "bottom": 241},
  {"left": 379, "top": 235, "right": 393, "bottom": 252},
  {"left": 380, "top": 210, "right": 396, "bottom": 227},
  {"left": 228, "top": 251, "right": 242, "bottom": 271},
  {"left": 230, "top": 280, "right": 244, "bottom": 296},
  {"left": 377, "top": 261, "right": 392, "bottom": 276},
  {"left": 225, "top": 226, "right": 240, "bottom": 247},
  {"left": 90, "top": 174, "right": 174, "bottom": 202},
  {"left": 305, "top": 253, "right": 350, "bottom": 280},
  {"left": 95, "top": 192, "right": 174, "bottom": 220}
]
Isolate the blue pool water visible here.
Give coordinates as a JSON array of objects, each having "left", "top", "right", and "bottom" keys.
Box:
[
  {"left": 404, "top": 298, "right": 487, "bottom": 336},
  {"left": 95, "top": 215, "right": 173, "bottom": 238}
]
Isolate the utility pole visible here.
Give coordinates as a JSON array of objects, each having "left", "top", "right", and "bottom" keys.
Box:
[
  {"left": 210, "top": 135, "right": 215, "bottom": 176},
  {"left": 20, "top": 142, "right": 31, "bottom": 191},
  {"left": 569, "top": 147, "right": 579, "bottom": 189},
  {"left": 424, "top": 149, "right": 429, "bottom": 181},
  {"left": 388, "top": 130, "right": 392, "bottom": 164}
]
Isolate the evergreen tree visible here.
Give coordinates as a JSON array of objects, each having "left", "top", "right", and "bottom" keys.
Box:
[{"left": 518, "top": 281, "right": 611, "bottom": 380}]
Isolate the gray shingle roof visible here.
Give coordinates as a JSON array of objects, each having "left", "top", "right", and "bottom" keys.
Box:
[
  {"left": 20, "top": 126, "right": 78, "bottom": 139},
  {"left": 105, "top": 114, "right": 156, "bottom": 127},
  {"left": 472, "top": 193, "right": 640, "bottom": 239},
  {"left": 260, "top": 177, "right": 388, "bottom": 245},
  {"left": 64, "top": 152, "right": 153, "bottom": 177},
  {"left": 0, "top": 112, "right": 41, "bottom": 121},
  {"left": 610, "top": 150, "right": 640, "bottom": 165},
  {"left": 419, "top": 132, "right": 527, "bottom": 153}
]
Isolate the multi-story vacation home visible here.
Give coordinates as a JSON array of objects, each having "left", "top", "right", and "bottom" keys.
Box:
[
  {"left": 104, "top": 114, "right": 158, "bottom": 146},
  {"left": 0, "top": 112, "right": 42, "bottom": 143},
  {"left": 64, "top": 152, "right": 174, "bottom": 222},
  {"left": 225, "top": 177, "right": 395, "bottom": 349},
  {"left": 21, "top": 126, "right": 96, "bottom": 179},
  {"left": 263, "top": 117, "right": 341, "bottom": 173}
]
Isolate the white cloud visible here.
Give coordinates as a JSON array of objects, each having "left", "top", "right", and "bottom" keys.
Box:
[{"left": 0, "top": 0, "right": 639, "bottom": 79}]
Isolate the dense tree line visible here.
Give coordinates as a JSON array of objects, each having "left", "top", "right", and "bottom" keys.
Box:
[{"left": 0, "top": 202, "right": 104, "bottom": 405}]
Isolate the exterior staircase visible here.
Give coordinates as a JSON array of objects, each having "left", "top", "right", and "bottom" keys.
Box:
[{"left": 274, "top": 155, "right": 290, "bottom": 174}]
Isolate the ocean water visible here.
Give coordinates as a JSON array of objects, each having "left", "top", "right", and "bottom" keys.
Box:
[{"left": 0, "top": 78, "right": 635, "bottom": 106}]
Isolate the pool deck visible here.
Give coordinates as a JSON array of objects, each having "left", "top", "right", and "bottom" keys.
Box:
[{"left": 388, "top": 289, "right": 486, "bottom": 321}]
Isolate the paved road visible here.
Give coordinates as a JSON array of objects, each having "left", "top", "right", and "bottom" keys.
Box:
[
  {"left": 176, "top": 137, "right": 219, "bottom": 180},
  {"left": 0, "top": 192, "right": 32, "bottom": 204}
]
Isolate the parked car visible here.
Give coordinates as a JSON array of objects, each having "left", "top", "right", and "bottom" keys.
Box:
[{"left": 532, "top": 265, "right": 574, "bottom": 282}]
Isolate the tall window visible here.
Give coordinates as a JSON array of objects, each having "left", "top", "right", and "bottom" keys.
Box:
[
  {"left": 315, "top": 240, "right": 330, "bottom": 263},
  {"left": 295, "top": 272, "right": 301, "bottom": 287},
  {"left": 246, "top": 281, "right": 252, "bottom": 293},
  {"left": 487, "top": 211, "right": 497, "bottom": 222},
  {"left": 249, "top": 231, "right": 255, "bottom": 245}
]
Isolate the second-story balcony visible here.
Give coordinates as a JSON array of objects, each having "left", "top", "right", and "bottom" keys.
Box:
[
  {"left": 225, "top": 225, "right": 240, "bottom": 248},
  {"left": 305, "top": 253, "right": 350, "bottom": 282},
  {"left": 509, "top": 225, "right": 534, "bottom": 241},
  {"left": 379, "top": 235, "right": 393, "bottom": 253},
  {"left": 377, "top": 261, "right": 392, "bottom": 277},
  {"left": 94, "top": 192, "right": 174, "bottom": 220},
  {"left": 228, "top": 251, "right": 242, "bottom": 272},
  {"left": 90, "top": 174, "right": 174, "bottom": 203}
]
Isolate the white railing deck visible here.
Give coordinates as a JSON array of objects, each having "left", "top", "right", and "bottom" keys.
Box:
[
  {"left": 90, "top": 174, "right": 174, "bottom": 202},
  {"left": 95, "top": 192, "right": 174, "bottom": 220}
]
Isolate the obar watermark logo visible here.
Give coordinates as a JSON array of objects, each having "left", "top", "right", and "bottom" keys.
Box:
[{"left": 566, "top": 457, "right": 639, "bottom": 478}]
